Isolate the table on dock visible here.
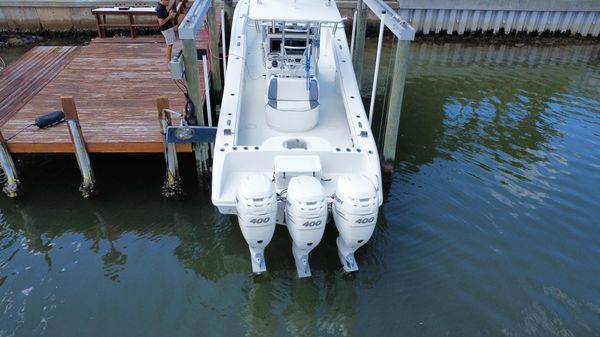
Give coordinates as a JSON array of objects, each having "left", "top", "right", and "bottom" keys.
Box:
[
  {"left": 0, "top": 36, "right": 215, "bottom": 154},
  {"left": 92, "top": 7, "right": 159, "bottom": 38}
]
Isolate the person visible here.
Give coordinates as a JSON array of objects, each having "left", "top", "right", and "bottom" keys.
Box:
[{"left": 156, "top": 0, "right": 176, "bottom": 62}]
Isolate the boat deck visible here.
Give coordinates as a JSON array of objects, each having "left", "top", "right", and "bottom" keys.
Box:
[
  {"left": 236, "top": 25, "right": 353, "bottom": 148},
  {"left": 0, "top": 35, "right": 214, "bottom": 153}
]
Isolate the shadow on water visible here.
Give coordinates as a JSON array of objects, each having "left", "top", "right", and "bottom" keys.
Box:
[{"left": 0, "top": 153, "right": 370, "bottom": 336}]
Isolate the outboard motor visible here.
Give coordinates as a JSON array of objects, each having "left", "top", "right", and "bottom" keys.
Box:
[
  {"left": 332, "top": 175, "right": 379, "bottom": 273},
  {"left": 236, "top": 174, "right": 277, "bottom": 274},
  {"left": 285, "top": 176, "right": 327, "bottom": 278}
]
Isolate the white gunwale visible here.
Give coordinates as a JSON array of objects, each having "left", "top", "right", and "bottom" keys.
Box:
[{"left": 212, "top": 0, "right": 383, "bottom": 212}]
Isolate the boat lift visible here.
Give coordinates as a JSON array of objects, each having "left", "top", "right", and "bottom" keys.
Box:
[
  {"left": 157, "top": 0, "right": 226, "bottom": 195},
  {"left": 350, "top": 0, "right": 415, "bottom": 167}
]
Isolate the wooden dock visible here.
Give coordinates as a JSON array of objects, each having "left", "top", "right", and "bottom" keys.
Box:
[
  {"left": 0, "top": 0, "right": 225, "bottom": 199},
  {"left": 0, "top": 36, "right": 211, "bottom": 153}
]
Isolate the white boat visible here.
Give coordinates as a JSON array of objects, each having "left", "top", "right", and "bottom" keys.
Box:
[{"left": 212, "top": 0, "right": 383, "bottom": 277}]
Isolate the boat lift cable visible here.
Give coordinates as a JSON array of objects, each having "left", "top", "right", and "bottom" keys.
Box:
[
  {"left": 204, "top": 25, "right": 225, "bottom": 64},
  {"left": 203, "top": 27, "right": 213, "bottom": 72},
  {"left": 5, "top": 123, "right": 35, "bottom": 142},
  {"left": 201, "top": 54, "right": 215, "bottom": 153},
  {"left": 172, "top": 78, "right": 197, "bottom": 125},
  {"left": 350, "top": 10, "right": 357, "bottom": 60},
  {"left": 305, "top": 43, "right": 312, "bottom": 89},
  {"left": 221, "top": 9, "right": 227, "bottom": 77},
  {"left": 368, "top": 11, "right": 386, "bottom": 126},
  {"left": 377, "top": 35, "right": 397, "bottom": 148}
]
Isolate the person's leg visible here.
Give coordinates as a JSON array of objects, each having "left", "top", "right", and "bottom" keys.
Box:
[
  {"left": 161, "top": 28, "right": 175, "bottom": 62},
  {"left": 166, "top": 44, "right": 173, "bottom": 62}
]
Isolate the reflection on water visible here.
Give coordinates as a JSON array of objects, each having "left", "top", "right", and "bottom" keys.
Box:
[{"left": 1, "top": 41, "right": 600, "bottom": 336}]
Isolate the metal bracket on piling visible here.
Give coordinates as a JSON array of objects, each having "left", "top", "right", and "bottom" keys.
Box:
[
  {"left": 62, "top": 96, "right": 96, "bottom": 199},
  {"left": 0, "top": 131, "right": 20, "bottom": 198},
  {"left": 157, "top": 97, "right": 184, "bottom": 199}
]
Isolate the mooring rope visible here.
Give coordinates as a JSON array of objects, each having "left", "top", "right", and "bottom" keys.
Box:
[{"left": 5, "top": 123, "right": 35, "bottom": 142}]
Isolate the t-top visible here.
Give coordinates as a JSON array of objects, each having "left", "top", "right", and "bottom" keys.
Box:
[{"left": 156, "top": 2, "right": 173, "bottom": 31}]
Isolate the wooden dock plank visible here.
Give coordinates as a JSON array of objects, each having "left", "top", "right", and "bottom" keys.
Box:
[
  {"left": 1, "top": 37, "right": 209, "bottom": 153},
  {"left": 0, "top": 46, "right": 78, "bottom": 126},
  {"left": 1, "top": 0, "right": 221, "bottom": 155}
]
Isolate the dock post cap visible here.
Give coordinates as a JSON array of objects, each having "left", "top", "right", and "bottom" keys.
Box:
[{"left": 61, "top": 96, "right": 80, "bottom": 121}]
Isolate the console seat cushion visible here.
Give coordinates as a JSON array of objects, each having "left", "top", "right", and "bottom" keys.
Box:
[
  {"left": 265, "top": 76, "right": 320, "bottom": 132},
  {"left": 267, "top": 77, "right": 319, "bottom": 111}
]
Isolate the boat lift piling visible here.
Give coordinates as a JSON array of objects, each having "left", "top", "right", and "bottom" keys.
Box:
[
  {"left": 356, "top": 0, "right": 415, "bottom": 174},
  {"left": 223, "top": 0, "right": 234, "bottom": 21},
  {"left": 352, "top": 0, "right": 368, "bottom": 89},
  {"left": 382, "top": 39, "right": 411, "bottom": 169},
  {"left": 0, "top": 131, "right": 20, "bottom": 198},
  {"left": 207, "top": 2, "right": 223, "bottom": 101},
  {"left": 156, "top": 96, "right": 184, "bottom": 199},
  {"left": 181, "top": 38, "right": 211, "bottom": 181},
  {"left": 62, "top": 96, "right": 96, "bottom": 199},
  {"left": 350, "top": 9, "right": 358, "bottom": 59},
  {"left": 179, "top": 0, "right": 217, "bottom": 185}
]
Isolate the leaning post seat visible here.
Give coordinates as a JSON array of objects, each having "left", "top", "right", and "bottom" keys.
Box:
[{"left": 265, "top": 76, "right": 320, "bottom": 132}]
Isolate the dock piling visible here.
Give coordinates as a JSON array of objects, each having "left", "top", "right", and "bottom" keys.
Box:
[
  {"left": 0, "top": 131, "right": 20, "bottom": 198},
  {"left": 224, "top": 0, "right": 234, "bottom": 21},
  {"left": 156, "top": 96, "right": 184, "bottom": 199},
  {"left": 61, "top": 96, "right": 96, "bottom": 198},
  {"left": 382, "top": 40, "right": 411, "bottom": 172},
  {"left": 352, "top": 0, "right": 368, "bottom": 90},
  {"left": 182, "top": 39, "right": 211, "bottom": 183},
  {"left": 207, "top": 1, "right": 223, "bottom": 100},
  {"left": 356, "top": 0, "right": 415, "bottom": 176},
  {"left": 178, "top": 0, "right": 215, "bottom": 186}
]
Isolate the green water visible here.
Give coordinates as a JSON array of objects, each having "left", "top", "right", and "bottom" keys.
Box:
[{"left": 1, "top": 41, "right": 600, "bottom": 336}]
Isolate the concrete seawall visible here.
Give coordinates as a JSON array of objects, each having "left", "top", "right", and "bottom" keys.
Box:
[
  {"left": 0, "top": 0, "right": 156, "bottom": 30},
  {"left": 337, "top": 0, "right": 600, "bottom": 36},
  {"left": 0, "top": 0, "right": 599, "bottom": 36}
]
